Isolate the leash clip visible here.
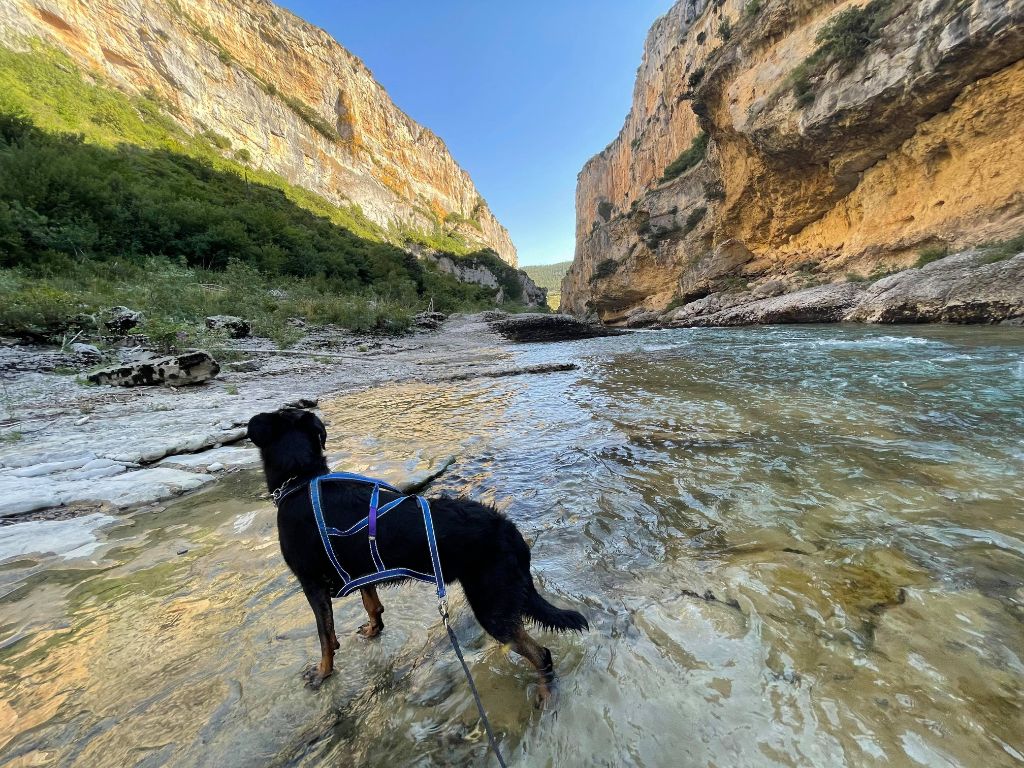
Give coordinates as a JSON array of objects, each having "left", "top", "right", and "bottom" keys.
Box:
[
  {"left": 271, "top": 476, "right": 296, "bottom": 507},
  {"left": 437, "top": 598, "right": 450, "bottom": 624}
]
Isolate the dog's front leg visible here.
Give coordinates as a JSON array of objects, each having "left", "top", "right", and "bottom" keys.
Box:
[
  {"left": 357, "top": 586, "right": 385, "bottom": 638},
  {"left": 302, "top": 581, "right": 338, "bottom": 689}
]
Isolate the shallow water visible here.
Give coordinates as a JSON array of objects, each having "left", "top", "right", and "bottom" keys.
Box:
[{"left": 2, "top": 325, "right": 1023, "bottom": 767}]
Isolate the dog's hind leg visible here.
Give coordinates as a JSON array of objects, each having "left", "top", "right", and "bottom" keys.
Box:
[
  {"left": 302, "top": 582, "right": 338, "bottom": 689},
  {"left": 357, "top": 586, "right": 385, "bottom": 638},
  {"left": 510, "top": 624, "right": 557, "bottom": 707}
]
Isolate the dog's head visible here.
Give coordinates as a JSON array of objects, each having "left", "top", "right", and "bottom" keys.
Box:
[{"left": 247, "top": 408, "right": 327, "bottom": 464}]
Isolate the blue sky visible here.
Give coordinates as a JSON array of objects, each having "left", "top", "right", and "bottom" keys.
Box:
[{"left": 277, "top": 1, "right": 673, "bottom": 266}]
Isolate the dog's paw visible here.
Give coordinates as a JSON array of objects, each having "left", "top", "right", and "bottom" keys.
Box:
[
  {"left": 535, "top": 683, "right": 560, "bottom": 711},
  {"left": 302, "top": 666, "right": 329, "bottom": 690},
  {"left": 356, "top": 622, "right": 383, "bottom": 639}
]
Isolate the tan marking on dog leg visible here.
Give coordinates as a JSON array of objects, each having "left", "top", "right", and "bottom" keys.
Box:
[{"left": 357, "top": 586, "right": 385, "bottom": 638}]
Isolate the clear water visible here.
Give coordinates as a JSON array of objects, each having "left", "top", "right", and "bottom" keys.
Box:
[{"left": 2, "top": 325, "right": 1023, "bottom": 767}]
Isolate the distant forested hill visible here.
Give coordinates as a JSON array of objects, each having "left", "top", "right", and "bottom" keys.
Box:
[{"left": 523, "top": 261, "right": 572, "bottom": 309}]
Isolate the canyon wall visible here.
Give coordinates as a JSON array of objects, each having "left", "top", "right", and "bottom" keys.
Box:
[
  {"left": 564, "top": 0, "right": 1024, "bottom": 322},
  {"left": 0, "top": 0, "right": 517, "bottom": 264}
]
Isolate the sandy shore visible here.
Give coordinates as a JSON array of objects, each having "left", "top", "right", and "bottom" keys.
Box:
[{"left": 0, "top": 314, "right": 569, "bottom": 520}]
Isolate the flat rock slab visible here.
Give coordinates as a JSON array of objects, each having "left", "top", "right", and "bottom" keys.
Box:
[
  {"left": 0, "top": 466, "right": 216, "bottom": 517},
  {"left": 489, "top": 313, "right": 626, "bottom": 342},
  {"left": 158, "top": 445, "right": 261, "bottom": 472}
]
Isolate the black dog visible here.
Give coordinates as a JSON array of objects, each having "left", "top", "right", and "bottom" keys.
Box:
[{"left": 247, "top": 407, "right": 588, "bottom": 703}]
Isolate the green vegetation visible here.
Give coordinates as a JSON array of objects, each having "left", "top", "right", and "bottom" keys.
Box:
[
  {"left": 0, "top": 45, "right": 515, "bottom": 343},
  {"left": 744, "top": 0, "right": 762, "bottom": 18},
  {"left": 683, "top": 206, "right": 707, "bottom": 235},
  {"left": 661, "top": 132, "right": 710, "bottom": 182},
  {"left": 788, "top": 0, "right": 892, "bottom": 108},
  {"left": 280, "top": 94, "right": 339, "bottom": 142},
  {"left": 202, "top": 130, "right": 232, "bottom": 150},
  {"left": 444, "top": 210, "right": 484, "bottom": 232},
  {"left": 523, "top": 261, "right": 572, "bottom": 293},
  {"left": 979, "top": 231, "right": 1024, "bottom": 264},
  {"left": 688, "top": 66, "right": 706, "bottom": 90},
  {"left": 717, "top": 18, "right": 733, "bottom": 41},
  {"left": 523, "top": 260, "right": 571, "bottom": 310},
  {"left": 592, "top": 259, "right": 619, "bottom": 282},
  {"left": 915, "top": 244, "right": 949, "bottom": 268}
]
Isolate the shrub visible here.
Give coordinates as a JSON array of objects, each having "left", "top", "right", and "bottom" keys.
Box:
[
  {"left": 661, "top": 132, "right": 710, "bottom": 182},
  {"left": 234, "top": 147, "right": 252, "bottom": 163},
  {"left": 718, "top": 19, "right": 732, "bottom": 41},
  {"left": 915, "top": 244, "right": 948, "bottom": 268},
  {"left": 688, "top": 66, "right": 706, "bottom": 90},
  {"left": 979, "top": 232, "right": 1024, "bottom": 264},
  {"left": 744, "top": 0, "right": 762, "bottom": 18},
  {"left": 788, "top": 0, "right": 891, "bottom": 108},
  {"left": 592, "top": 259, "right": 618, "bottom": 281},
  {"left": 683, "top": 206, "right": 707, "bottom": 235},
  {"left": 202, "top": 130, "right": 231, "bottom": 150},
  {"left": 281, "top": 95, "right": 338, "bottom": 141},
  {"left": 815, "top": 0, "right": 891, "bottom": 64}
]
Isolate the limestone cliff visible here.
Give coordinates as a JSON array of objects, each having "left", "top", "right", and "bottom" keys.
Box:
[
  {"left": 0, "top": 0, "right": 517, "bottom": 265},
  {"left": 564, "top": 0, "right": 1024, "bottom": 322}
]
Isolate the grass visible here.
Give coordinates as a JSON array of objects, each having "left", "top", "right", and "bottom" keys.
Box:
[
  {"left": 0, "top": 258, "right": 420, "bottom": 346},
  {"left": 0, "top": 431, "right": 23, "bottom": 444},
  {"left": 661, "top": 133, "right": 710, "bottom": 182}
]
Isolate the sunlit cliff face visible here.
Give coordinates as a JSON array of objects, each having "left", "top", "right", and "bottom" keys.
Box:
[
  {"left": 564, "top": 0, "right": 1024, "bottom": 321},
  {"left": 0, "top": 0, "right": 517, "bottom": 265}
]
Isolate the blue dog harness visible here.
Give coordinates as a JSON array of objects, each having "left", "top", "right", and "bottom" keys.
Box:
[{"left": 281, "top": 472, "right": 447, "bottom": 601}]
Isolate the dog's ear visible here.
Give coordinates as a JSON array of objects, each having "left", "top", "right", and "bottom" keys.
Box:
[
  {"left": 302, "top": 410, "right": 327, "bottom": 449},
  {"left": 247, "top": 413, "right": 278, "bottom": 448}
]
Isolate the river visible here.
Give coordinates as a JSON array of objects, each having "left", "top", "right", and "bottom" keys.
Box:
[{"left": 2, "top": 325, "right": 1022, "bottom": 767}]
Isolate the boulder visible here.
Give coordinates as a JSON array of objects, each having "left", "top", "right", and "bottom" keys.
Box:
[
  {"left": 102, "top": 306, "right": 142, "bottom": 335},
  {"left": 88, "top": 350, "right": 220, "bottom": 387},
  {"left": 668, "top": 283, "right": 865, "bottom": 327},
  {"left": 488, "top": 313, "right": 626, "bottom": 342},
  {"left": 414, "top": 311, "right": 447, "bottom": 330},
  {"left": 844, "top": 251, "right": 1024, "bottom": 324},
  {"left": 205, "top": 315, "right": 252, "bottom": 338},
  {"left": 70, "top": 342, "right": 103, "bottom": 359}
]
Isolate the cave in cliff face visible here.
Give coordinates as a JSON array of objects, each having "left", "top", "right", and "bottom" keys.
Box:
[{"left": 563, "top": 0, "right": 1024, "bottom": 323}]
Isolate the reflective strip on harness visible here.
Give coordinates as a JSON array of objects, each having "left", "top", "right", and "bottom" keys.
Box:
[{"left": 308, "top": 473, "right": 444, "bottom": 599}]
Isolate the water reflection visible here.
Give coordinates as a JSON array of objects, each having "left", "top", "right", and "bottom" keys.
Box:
[{"left": 1, "top": 325, "right": 1022, "bottom": 767}]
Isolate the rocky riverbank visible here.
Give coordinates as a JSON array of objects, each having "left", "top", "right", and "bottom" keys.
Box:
[
  {"left": 0, "top": 313, "right": 594, "bottom": 520},
  {"left": 623, "top": 250, "right": 1024, "bottom": 328}
]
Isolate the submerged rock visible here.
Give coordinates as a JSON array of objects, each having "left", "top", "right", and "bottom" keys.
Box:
[
  {"left": 88, "top": 350, "right": 220, "bottom": 387},
  {"left": 205, "top": 315, "right": 252, "bottom": 338},
  {"left": 489, "top": 313, "right": 626, "bottom": 342}
]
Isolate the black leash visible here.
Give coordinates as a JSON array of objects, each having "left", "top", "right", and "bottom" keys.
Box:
[{"left": 439, "top": 601, "right": 509, "bottom": 768}]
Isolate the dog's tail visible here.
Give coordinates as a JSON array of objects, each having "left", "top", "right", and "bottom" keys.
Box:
[{"left": 525, "top": 588, "right": 589, "bottom": 633}]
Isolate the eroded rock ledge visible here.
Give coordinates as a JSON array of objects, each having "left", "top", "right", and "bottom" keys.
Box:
[{"left": 658, "top": 251, "right": 1024, "bottom": 328}]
